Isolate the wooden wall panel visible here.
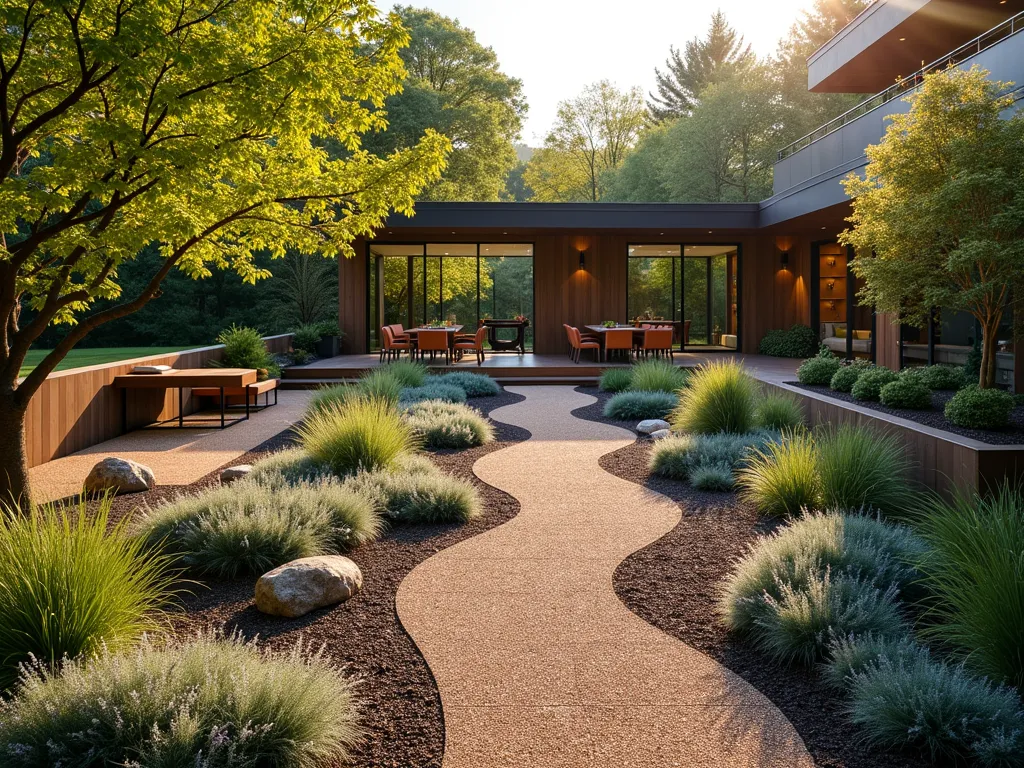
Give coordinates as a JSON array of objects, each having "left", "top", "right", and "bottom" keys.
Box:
[
  {"left": 24, "top": 334, "right": 292, "bottom": 468},
  {"left": 875, "top": 311, "right": 900, "bottom": 370},
  {"left": 339, "top": 237, "right": 367, "bottom": 354}
]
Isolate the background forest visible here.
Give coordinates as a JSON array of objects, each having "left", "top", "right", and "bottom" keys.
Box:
[{"left": 36, "top": 0, "right": 867, "bottom": 349}]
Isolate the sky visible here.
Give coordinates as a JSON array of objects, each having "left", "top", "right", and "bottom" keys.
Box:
[{"left": 407, "top": 0, "right": 815, "bottom": 144}]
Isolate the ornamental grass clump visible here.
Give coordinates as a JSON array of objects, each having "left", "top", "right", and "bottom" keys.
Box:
[
  {"left": 648, "top": 434, "right": 696, "bottom": 480},
  {"left": 718, "top": 511, "right": 927, "bottom": 637},
  {"left": 249, "top": 447, "right": 330, "bottom": 484},
  {"left": 815, "top": 425, "right": 914, "bottom": 515},
  {"left": 944, "top": 385, "right": 1014, "bottom": 430},
  {"left": 405, "top": 400, "right": 494, "bottom": 449},
  {"left": 0, "top": 633, "right": 363, "bottom": 767},
  {"left": 345, "top": 464, "right": 481, "bottom": 523},
  {"left": 629, "top": 358, "right": 688, "bottom": 393},
  {"left": 599, "top": 367, "right": 634, "bottom": 392},
  {"left": 823, "top": 632, "right": 921, "bottom": 690},
  {"left": 436, "top": 371, "right": 501, "bottom": 397},
  {"left": 604, "top": 390, "right": 678, "bottom": 421},
  {"left": 307, "top": 383, "right": 352, "bottom": 416},
  {"left": 850, "top": 367, "right": 899, "bottom": 401},
  {"left": 134, "top": 480, "right": 381, "bottom": 578},
  {"left": 689, "top": 462, "right": 735, "bottom": 492},
  {"left": 298, "top": 396, "right": 419, "bottom": 477},
  {"left": 879, "top": 378, "right": 933, "bottom": 409},
  {"left": 755, "top": 392, "right": 804, "bottom": 431},
  {"left": 355, "top": 368, "right": 404, "bottom": 405},
  {"left": 797, "top": 356, "right": 841, "bottom": 386},
  {"left": 671, "top": 360, "right": 757, "bottom": 434},
  {"left": 914, "top": 484, "right": 1024, "bottom": 690},
  {"left": 0, "top": 497, "right": 175, "bottom": 690},
  {"left": 736, "top": 432, "right": 819, "bottom": 517},
  {"left": 386, "top": 359, "right": 429, "bottom": 388},
  {"left": 845, "top": 645, "right": 1024, "bottom": 766},
  {"left": 398, "top": 382, "right": 468, "bottom": 406}
]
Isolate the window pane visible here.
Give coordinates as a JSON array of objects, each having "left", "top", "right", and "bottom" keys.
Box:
[
  {"left": 427, "top": 243, "right": 477, "bottom": 256},
  {"left": 480, "top": 244, "right": 533, "bottom": 256},
  {"left": 442, "top": 256, "right": 478, "bottom": 327},
  {"left": 481, "top": 256, "right": 534, "bottom": 349},
  {"left": 683, "top": 257, "right": 709, "bottom": 344},
  {"left": 627, "top": 257, "right": 674, "bottom": 322}
]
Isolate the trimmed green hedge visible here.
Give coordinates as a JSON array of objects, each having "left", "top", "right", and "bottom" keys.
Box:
[
  {"left": 944, "top": 386, "right": 1014, "bottom": 430},
  {"left": 759, "top": 325, "right": 818, "bottom": 358}
]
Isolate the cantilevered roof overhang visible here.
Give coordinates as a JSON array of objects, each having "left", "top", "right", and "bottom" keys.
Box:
[
  {"left": 808, "top": 0, "right": 1024, "bottom": 92},
  {"left": 383, "top": 202, "right": 761, "bottom": 232}
]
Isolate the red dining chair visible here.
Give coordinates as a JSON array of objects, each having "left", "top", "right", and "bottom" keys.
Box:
[
  {"left": 641, "top": 328, "right": 674, "bottom": 360},
  {"left": 604, "top": 328, "right": 633, "bottom": 362},
  {"left": 417, "top": 329, "right": 450, "bottom": 364},
  {"left": 454, "top": 325, "right": 488, "bottom": 366},
  {"left": 569, "top": 326, "right": 601, "bottom": 363},
  {"left": 380, "top": 326, "right": 412, "bottom": 362}
]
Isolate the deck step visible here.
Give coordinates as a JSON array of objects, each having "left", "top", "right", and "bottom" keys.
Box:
[{"left": 281, "top": 375, "right": 598, "bottom": 390}]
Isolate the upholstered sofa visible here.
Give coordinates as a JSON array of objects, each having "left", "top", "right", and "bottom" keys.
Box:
[{"left": 821, "top": 323, "right": 872, "bottom": 355}]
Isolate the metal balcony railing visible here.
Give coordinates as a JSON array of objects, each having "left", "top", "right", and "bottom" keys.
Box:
[{"left": 776, "top": 9, "right": 1024, "bottom": 162}]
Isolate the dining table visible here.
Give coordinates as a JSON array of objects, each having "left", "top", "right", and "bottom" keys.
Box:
[{"left": 404, "top": 325, "right": 465, "bottom": 357}]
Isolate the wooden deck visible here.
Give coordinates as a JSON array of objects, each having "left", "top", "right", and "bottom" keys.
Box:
[{"left": 280, "top": 352, "right": 800, "bottom": 387}]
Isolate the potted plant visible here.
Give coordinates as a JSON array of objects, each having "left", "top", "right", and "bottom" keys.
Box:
[{"left": 312, "top": 321, "right": 343, "bottom": 358}]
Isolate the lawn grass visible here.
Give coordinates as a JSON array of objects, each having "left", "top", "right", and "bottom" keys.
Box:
[{"left": 19, "top": 347, "right": 193, "bottom": 378}]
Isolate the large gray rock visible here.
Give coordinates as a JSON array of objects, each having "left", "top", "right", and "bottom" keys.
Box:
[
  {"left": 649, "top": 429, "right": 672, "bottom": 441},
  {"left": 637, "top": 419, "right": 670, "bottom": 435},
  {"left": 220, "top": 465, "right": 252, "bottom": 484},
  {"left": 84, "top": 457, "right": 155, "bottom": 494},
  {"left": 255, "top": 556, "right": 362, "bottom": 618}
]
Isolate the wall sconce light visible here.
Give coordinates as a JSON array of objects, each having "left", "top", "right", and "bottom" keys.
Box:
[
  {"left": 827, "top": 257, "right": 837, "bottom": 268},
  {"left": 579, "top": 249, "right": 586, "bottom": 269},
  {"left": 780, "top": 251, "right": 789, "bottom": 269},
  {"left": 826, "top": 280, "right": 835, "bottom": 291},
  {"left": 828, "top": 300, "right": 837, "bottom": 310}
]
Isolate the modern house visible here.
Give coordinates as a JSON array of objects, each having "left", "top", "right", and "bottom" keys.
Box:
[{"left": 339, "top": 0, "right": 1023, "bottom": 391}]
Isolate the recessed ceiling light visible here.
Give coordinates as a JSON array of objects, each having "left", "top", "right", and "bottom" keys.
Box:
[
  {"left": 502, "top": 231, "right": 508, "bottom": 235},
  {"left": 899, "top": 37, "right": 906, "bottom": 41},
  {"left": 821, "top": 226, "right": 827, "bottom": 230}
]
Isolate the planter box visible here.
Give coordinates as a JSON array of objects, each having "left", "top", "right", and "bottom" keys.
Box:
[
  {"left": 764, "top": 381, "right": 1024, "bottom": 499},
  {"left": 315, "top": 335, "right": 340, "bottom": 358}
]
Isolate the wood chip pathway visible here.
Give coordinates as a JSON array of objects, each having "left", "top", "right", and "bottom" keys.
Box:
[{"left": 397, "top": 385, "right": 813, "bottom": 767}]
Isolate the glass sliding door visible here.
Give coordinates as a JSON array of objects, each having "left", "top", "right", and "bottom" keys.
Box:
[
  {"left": 627, "top": 245, "right": 679, "bottom": 322},
  {"left": 368, "top": 242, "right": 533, "bottom": 351}
]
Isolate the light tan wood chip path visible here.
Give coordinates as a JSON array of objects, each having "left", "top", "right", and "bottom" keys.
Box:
[{"left": 397, "top": 385, "right": 813, "bottom": 768}]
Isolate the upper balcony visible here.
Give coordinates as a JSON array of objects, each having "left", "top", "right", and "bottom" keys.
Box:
[
  {"left": 808, "top": 0, "right": 1024, "bottom": 93},
  {"left": 762, "top": 10, "right": 1024, "bottom": 227}
]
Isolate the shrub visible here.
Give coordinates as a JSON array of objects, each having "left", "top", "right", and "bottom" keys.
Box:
[
  {"left": 736, "top": 432, "right": 819, "bottom": 517},
  {"left": 850, "top": 367, "right": 899, "bottom": 401},
  {"left": 599, "top": 367, "right": 633, "bottom": 393},
  {"left": 945, "top": 385, "right": 1014, "bottom": 430},
  {"left": 292, "top": 323, "right": 323, "bottom": 354},
  {"left": 387, "top": 359, "right": 429, "bottom": 388},
  {"left": 297, "top": 396, "right": 419, "bottom": 477},
  {"left": 824, "top": 633, "right": 920, "bottom": 690},
  {"left": 920, "top": 364, "right": 966, "bottom": 391},
  {"left": 216, "top": 324, "right": 278, "bottom": 376},
  {"left": 630, "top": 359, "right": 688, "bottom": 393},
  {"left": 751, "top": 570, "right": 906, "bottom": 667},
  {"left": 759, "top": 324, "right": 818, "bottom": 358},
  {"left": 345, "top": 466, "right": 481, "bottom": 523},
  {"left": 648, "top": 434, "right": 695, "bottom": 480},
  {"left": 879, "top": 378, "right": 933, "bottom": 409},
  {"left": 797, "top": 356, "right": 841, "bottom": 386},
  {"left": 0, "top": 497, "right": 174, "bottom": 690},
  {"left": 689, "top": 462, "right": 734, "bottom": 491},
  {"left": 914, "top": 484, "right": 1024, "bottom": 689},
  {"left": 135, "top": 480, "right": 381, "bottom": 578},
  {"left": 436, "top": 371, "right": 501, "bottom": 397},
  {"left": 829, "top": 364, "right": 864, "bottom": 393},
  {"left": 0, "top": 633, "right": 363, "bottom": 767},
  {"left": 307, "top": 383, "right": 352, "bottom": 416},
  {"left": 405, "top": 400, "right": 495, "bottom": 449},
  {"left": 356, "top": 368, "right": 404, "bottom": 405},
  {"left": 670, "top": 360, "right": 757, "bottom": 434},
  {"left": 249, "top": 447, "right": 330, "bottom": 484},
  {"left": 815, "top": 425, "right": 914, "bottom": 515},
  {"left": 755, "top": 392, "right": 804, "bottom": 431},
  {"left": 718, "top": 511, "right": 927, "bottom": 636},
  {"left": 604, "top": 390, "right": 678, "bottom": 421},
  {"left": 399, "top": 382, "right": 468, "bottom": 406},
  {"left": 846, "top": 644, "right": 1024, "bottom": 765}
]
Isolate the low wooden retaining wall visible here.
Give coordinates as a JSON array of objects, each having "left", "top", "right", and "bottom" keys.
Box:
[
  {"left": 24, "top": 334, "right": 293, "bottom": 468},
  {"left": 764, "top": 381, "right": 1024, "bottom": 499}
]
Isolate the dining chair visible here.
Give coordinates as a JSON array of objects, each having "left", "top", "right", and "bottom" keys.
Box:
[
  {"left": 641, "top": 328, "right": 674, "bottom": 360},
  {"left": 570, "top": 326, "right": 601, "bottom": 363},
  {"left": 380, "top": 326, "right": 412, "bottom": 362},
  {"left": 454, "top": 325, "right": 488, "bottom": 366},
  {"left": 603, "top": 328, "right": 633, "bottom": 362},
  {"left": 388, "top": 324, "right": 411, "bottom": 342},
  {"left": 417, "top": 329, "right": 450, "bottom": 364}
]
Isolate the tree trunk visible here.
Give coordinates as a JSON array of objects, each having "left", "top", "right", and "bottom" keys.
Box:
[
  {"left": 0, "top": 394, "right": 31, "bottom": 510},
  {"left": 979, "top": 320, "right": 1000, "bottom": 389}
]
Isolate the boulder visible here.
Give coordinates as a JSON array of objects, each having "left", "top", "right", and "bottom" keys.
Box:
[
  {"left": 637, "top": 419, "right": 670, "bottom": 435},
  {"left": 220, "top": 465, "right": 252, "bottom": 484},
  {"left": 255, "top": 556, "right": 362, "bottom": 618},
  {"left": 84, "top": 457, "right": 155, "bottom": 494},
  {"left": 649, "top": 429, "right": 672, "bottom": 441}
]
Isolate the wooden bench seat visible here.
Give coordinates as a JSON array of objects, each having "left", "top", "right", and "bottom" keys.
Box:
[{"left": 193, "top": 378, "right": 279, "bottom": 408}]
